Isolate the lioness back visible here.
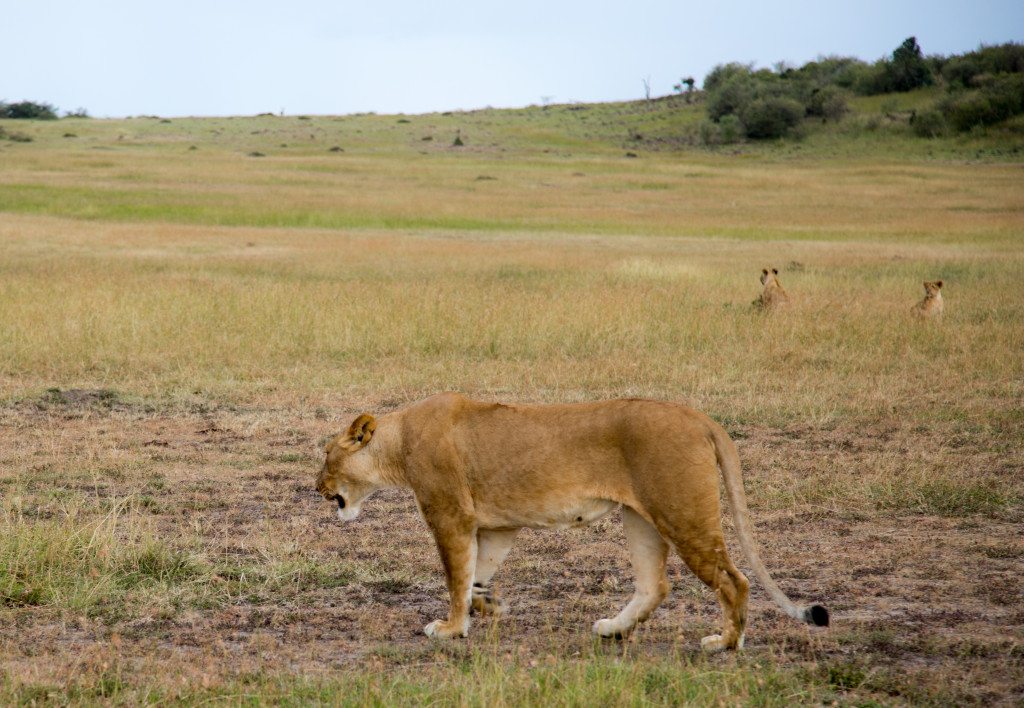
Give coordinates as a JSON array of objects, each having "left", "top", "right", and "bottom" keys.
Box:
[{"left": 397, "top": 394, "right": 722, "bottom": 530}]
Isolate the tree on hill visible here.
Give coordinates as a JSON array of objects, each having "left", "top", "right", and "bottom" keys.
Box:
[
  {"left": 0, "top": 101, "right": 59, "bottom": 119},
  {"left": 889, "top": 37, "right": 932, "bottom": 92},
  {"left": 854, "top": 37, "right": 934, "bottom": 94}
]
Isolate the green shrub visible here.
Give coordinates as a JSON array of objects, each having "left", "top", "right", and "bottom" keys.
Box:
[
  {"left": 941, "top": 74, "right": 1024, "bottom": 131},
  {"left": 943, "top": 95, "right": 991, "bottom": 131},
  {"left": 793, "top": 56, "right": 869, "bottom": 90},
  {"left": 739, "top": 97, "right": 804, "bottom": 138},
  {"left": 806, "top": 86, "right": 849, "bottom": 121},
  {"left": 911, "top": 109, "right": 948, "bottom": 138},
  {"left": 983, "top": 73, "right": 1024, "bottom": 114},
  {"left": 706, "top": 71, "right": 756, "bottom": 121},
  {"left": 700, "top": 115, "right": 746, "bottom": 146},
  {"left": 942, "top": 42, "right": 1024, "bottom": 87},
  {"left": 719, "top": 114, "right": 744, "bottom": 143},
  {"left": 942, "top": 56, "right": 983, "bottom": 88},
  {"left": 702, "top": 62, "right": 753, "bottom": 93},
  {"left": 698, "top": 120, "right": 721, "bottom": 146},
  {"left": 0, "top": 101, "right": 58, "bottom": 120},
  {"left": 853, "top": 60, "right": 892, "bottom": 95}
]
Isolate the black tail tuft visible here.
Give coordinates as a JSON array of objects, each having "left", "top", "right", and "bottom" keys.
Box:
[{"left": 805, "top": 604, "right": 830, "bottom": 627}]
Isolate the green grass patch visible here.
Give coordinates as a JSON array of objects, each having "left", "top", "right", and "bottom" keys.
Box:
[
  {"left": 868, "top": 476, "right": 1016, "bottom": 517},
  {"left": 0, "top": 498, "right": 201, "bottom": 616},
  {"left": 0, "top": 496, "right": 360, "bottom": 618}
]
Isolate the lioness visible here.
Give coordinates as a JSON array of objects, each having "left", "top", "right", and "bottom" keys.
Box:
[
  {"left": 316, "top": 394, "right": 829, "bottom": 651},
  {"left": 753, "top": 267, "right": 789, "bottom": 310},
  {"left": 912, "top": 280, "right": 944, "bottom": 318}
]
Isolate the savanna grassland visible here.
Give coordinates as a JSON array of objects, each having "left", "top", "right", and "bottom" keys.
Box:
[{"left": 1, "top": 94, "right": 1023, "bottom": 705}]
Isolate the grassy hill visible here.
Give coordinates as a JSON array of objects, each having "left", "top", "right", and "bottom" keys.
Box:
[{"left": 1, "top": 91, "right": 1022, "bottom": 241}]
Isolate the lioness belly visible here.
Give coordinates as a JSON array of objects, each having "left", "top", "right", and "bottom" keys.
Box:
[{"left": 477, "top": 497, "right": 619, "bottom": 530}]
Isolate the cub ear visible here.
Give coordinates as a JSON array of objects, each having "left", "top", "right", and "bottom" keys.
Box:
[
  {"left": 772, "top": 268, "right": 779, "bottom": 275},
  {"left": 341, "top": 413, "right": 377, "bottom": 451},
  {"left": 935, "top": 280, "right": 943, "bottom": 289}
]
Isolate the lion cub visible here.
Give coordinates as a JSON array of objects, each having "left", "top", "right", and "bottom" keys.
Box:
[
  {"left": 753, "top": 267, "right": 789, "bottom": 310},
  {"left": 912, "top": 280, "right": 944, "bottom": 318}
]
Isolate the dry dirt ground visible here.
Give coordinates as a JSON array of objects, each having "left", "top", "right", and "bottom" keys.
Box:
[{"left": 1, "top": 391, "right": 1022, "bottom": 704}]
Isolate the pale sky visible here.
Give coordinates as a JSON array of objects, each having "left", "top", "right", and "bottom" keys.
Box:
[{"left": 4, "top": 1, "right": 1022, "bottom": 117}]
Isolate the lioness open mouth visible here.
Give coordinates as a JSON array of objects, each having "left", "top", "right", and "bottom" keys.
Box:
[{"left": 335, "top": 495, "right": 346, "bottom": 510}]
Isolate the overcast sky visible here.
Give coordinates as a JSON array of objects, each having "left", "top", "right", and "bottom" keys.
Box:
[{"left": 4, "top": 1, "right": 1022, "bottom": 117}]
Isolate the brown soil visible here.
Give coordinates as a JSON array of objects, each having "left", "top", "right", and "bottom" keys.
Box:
[{"left": 1, "top": 395, "right": 1021, "bottom": 704}]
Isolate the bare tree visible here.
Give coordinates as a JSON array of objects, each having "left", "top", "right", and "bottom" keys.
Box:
[{"left": 642, "top": 76, "right": 652, "bottom": 101}]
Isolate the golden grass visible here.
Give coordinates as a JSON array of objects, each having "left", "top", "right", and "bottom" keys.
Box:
[{"left": 1, "top": 214, "right": 1021, "bottom": 434}]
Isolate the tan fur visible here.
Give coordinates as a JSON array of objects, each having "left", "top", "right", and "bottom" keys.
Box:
[
  {"left": 316, "top": 394, "right": 829, "bottom": 650},
  {"left": 753, "top": 267, "right": 789, "bottom": 310},
  {"left": 912, "top": 280, "right": 944, "bottom": 318}
]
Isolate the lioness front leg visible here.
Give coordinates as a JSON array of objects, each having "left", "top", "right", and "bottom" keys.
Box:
[
  {"left": 472, "top": 528, "right": 518, "bottom": 616},
  {"left": 423, "top": 516, "right": 477, "bottom": 639},
  {"left": 594, "top": 507, "right": 670, "bottom": 639}
]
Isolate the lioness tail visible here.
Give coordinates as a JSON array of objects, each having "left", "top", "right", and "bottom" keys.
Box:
[{"left": 709, "top": 421, "right": 829, "bottom": 628}]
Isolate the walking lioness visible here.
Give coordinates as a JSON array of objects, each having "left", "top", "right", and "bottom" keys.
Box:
[{"left": 315, "top": 394, "right": 829, "bottom": 651}]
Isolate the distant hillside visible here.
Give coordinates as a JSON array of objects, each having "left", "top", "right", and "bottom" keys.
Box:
[{"left": 2, "top": 38, "right": 1022, "bottom": 162}]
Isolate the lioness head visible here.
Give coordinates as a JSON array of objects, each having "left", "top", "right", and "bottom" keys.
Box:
[
  {"left": 760, "top": 267, "right": 780, "bottom": 286},
  {"left": 923, "top": 280, "right": 943, "bottom": 297},
  {"left": 316, "top": 413, "right": 377, "bottom": 522}
]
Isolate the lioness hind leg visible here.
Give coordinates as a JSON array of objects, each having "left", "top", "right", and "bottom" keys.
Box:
[
  {"left": 472, "top": 528, "right": 518, "bottom": 616},
  {"left": 671, "top": 529, "right": 749, "bottom": 652},
  {"left": 593, "top": 507, "right": 669, "bottom": 639}
]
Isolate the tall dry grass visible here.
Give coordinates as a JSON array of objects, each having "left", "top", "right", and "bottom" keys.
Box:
[{"left": 1, "top": 215, "right": 1021, "bottom": 433}]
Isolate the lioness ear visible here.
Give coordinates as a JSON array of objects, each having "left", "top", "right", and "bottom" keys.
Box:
[
  {"left": 772, "top": 268, "right": 778, "bottom": 275},
  {"left": 762, "top": 268, "right": 769, "bottom": 275},
  {"left": 935, "top": 280, "right": 943, "bottom": 289},
  {"left": 341, "top": 413, "right": 376, "bottom": 451}
]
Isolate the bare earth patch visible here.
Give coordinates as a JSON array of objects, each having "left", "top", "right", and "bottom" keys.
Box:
[{"left": 1, "top": 397, "right": 1020, "bottom": 704}]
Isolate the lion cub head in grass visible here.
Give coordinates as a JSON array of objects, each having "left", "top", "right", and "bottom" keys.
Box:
[
  {"left": 912, "top": 280, "right": 944, "bottom": 319},
  {"left": 753, "top": 267, "right": 789, "bottom": 310},
  {"left": 316, "top": 414, "right": 383, "bottom": 522}
]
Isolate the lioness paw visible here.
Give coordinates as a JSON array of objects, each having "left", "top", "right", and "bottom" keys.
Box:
[
  {"left": 592, "top": 618, "right": 628, "bottom": 639},
  {"left": 423, "top": 619, "right": 468, "bottom": 639},
  {"left": 700, "top": 633, "right": 737, "bottom": 653},
  {"left": 471, "top": 594, "right": 506, "bottom": 617}
]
